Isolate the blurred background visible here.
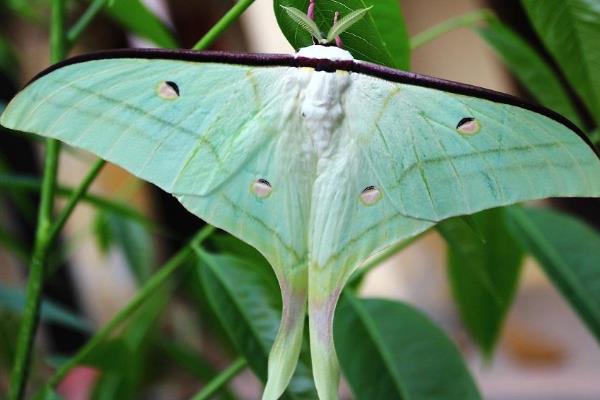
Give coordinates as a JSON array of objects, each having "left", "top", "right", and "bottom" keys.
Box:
[{"left": 1, "top": 0, "right": 600, "bottom": 399}]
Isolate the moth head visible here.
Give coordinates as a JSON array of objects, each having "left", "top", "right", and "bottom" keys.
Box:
[{"left": 280, "top": 5, "right": 372, "bottom": 46}]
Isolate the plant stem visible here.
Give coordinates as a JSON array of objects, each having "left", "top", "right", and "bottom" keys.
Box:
[
  {"left": 47, "top": 159, "right": 106, "bottom": 246},
  {"left": 190, "top": 358, "right": 247, "bottom": 400},
  {"left": 46, "top": 225, "right": 216, "bottom": 388},
  {"left": 192, "top": 0, "right": 256, "bottom": 50},
  {"left": 8, "top": 1, "right": 66, "bottom": 398},
  {"left": 67, "top": 0, "right": 109, "bottom": 46},
  {"left": 410, "top": 9, "right": 495, "bottom": 50},
  {"left": 348, "top": 233, "right": 423, "bottom": 286}
]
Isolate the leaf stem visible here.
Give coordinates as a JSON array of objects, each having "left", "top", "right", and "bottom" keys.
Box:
[
  {"left": 190, "top": 358, "right": 247, "bottom": 400},
  {"left": 7, "top": 1, "right": 67, "bottom": 398},
  {"left": 349, "top": 233, "right": 423, "bottom": 286},
  {"left": 47, "top": 159, "right": 106, "bottom": 246},
  {"left": 45, "top": 225, "right": 216, "bottom": 388},
  {"left": 0, "top": 173, "right": 160, "bottom": 235},
  {"left": 410, "top": 9, "right": 495, "bottom": 50},
  {"left": 67, "top": 0, "right": 110, "bottom": 46},
  {"left": 192, "top": 0, "right": 256, "bottom": 50}
]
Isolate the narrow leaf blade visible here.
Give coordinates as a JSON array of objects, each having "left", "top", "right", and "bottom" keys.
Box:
[
  {"left": 476, "top": 20, "right": 582, "bottom": 127},
  {"left": 505, "top": 206, "right": 600, "bottom": 342},
  {"left": 0, "top": 284, "right": 91, "bottom": 333},
  {"left": 521, "top": 0, "right": 600, "bottom": 120},
  {"left": 438, "top": 208, "right": 523, "bottom": 357},
  {"left": 197, "top": 252, "right": 316, "bottom": 399},
  {"left": 105, "top": 0, "right": 178, "bottom": 48}
]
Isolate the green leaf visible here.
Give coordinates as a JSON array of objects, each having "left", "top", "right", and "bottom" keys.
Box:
[
  {"left": 106, "top": 212, "right": 155, "bottom": 283},
  {"left": 437, "top": 208, "right": 523, "bottom": 357},
  {"left": 0, "top": 311, "right": 20, "bottom": 369},
  {"left": 104, "top": 0, "right": 178, "bottom": 48},
  {"left": 82, "top": 339, "right": 131, "bottom": 372},
  {"left": 590, "top": 127, "right": 600, "bottom": 145},
  {"left": 37, "top": 387, "right": 64, "bottom": 400},
  {"left": 197, "top": 252, "right": 317, "bottom": 400},
  {"left": 89, "top": 287, "right": 169, "bottom": 399},
  {"left": 505, "top": 206, "right": 600, "bottom": 342},
  {"left": 274, "top": 0, "right": 410, "bottom": 69},
  {"left": 93, "top": 211, "right": 112, "bottom": 254},
  {"left": 0, "top": 225, "right": 28, "bottom": 262},
  {"left": 0, "top": 284, "right": 91, "bottom": 333},
  {"left": 5, "top": 0, "right": 48, "bottom": 21},
  {"left": 335, "top": 295, "right": 482, "bottom": 400},
  {"left": 521, "top": 0, "right": 600, "bottom": 121},
  {"left": 476, "top": 20, "right": 582, "bottom": 127},
  {"left": 92, "top": 210, "right": 155, "bottom": 282},
  {"left": 0, "top": 35, "right": 18, "bottom": 81},
  {"left": 210, "top": 232, "right": 270, "bottom": 269}
]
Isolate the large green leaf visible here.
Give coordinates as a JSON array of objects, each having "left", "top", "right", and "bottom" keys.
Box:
[
  {"left": 0, "top": 284, "right": 91, "bottom": 333},
  {"left": 104, "top": 0, "right": 178, "bottom": 48},
  {"left": 438, "top": 208, "right": 523, "bottom": 357},
  {"left": 521, "top": 0, "right": 600, "bottom": 121},
  {"left": 274, "top": 0, "right": 410, "bottom": 69},
  {"left": 197, "top": 252, "right": 316, "bottom": 400},
  {"left": 505, "top": 206, "right": 600, "bottom": 342},
  {"left": 476, "top": 20, "right": 582, "bottom": 127},
  {"left": 335, "top": 295, "right": 481, "bottom": 400}
]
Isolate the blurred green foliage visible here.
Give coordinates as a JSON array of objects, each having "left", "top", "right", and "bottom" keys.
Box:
[{"left": 0, "top": 1, "right": 599, "bottom": 399}]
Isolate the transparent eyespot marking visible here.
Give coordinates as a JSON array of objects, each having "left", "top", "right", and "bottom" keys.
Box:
[
  {"left": 360, "top": 186, "right": 381, "bottom": 206},
  {"left": 252, "top": 179, "right": 272, "bottom": 198},
  {"left": 456, "top": 117, "right": 480, "bottom": 135},
  {"left": 157, "top": 81, "right": 180, "bottom": 100}
]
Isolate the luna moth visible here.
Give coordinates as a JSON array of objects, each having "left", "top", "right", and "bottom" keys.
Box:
[{"left": 2, "top": 5, "right": 600, "bottom": 399}]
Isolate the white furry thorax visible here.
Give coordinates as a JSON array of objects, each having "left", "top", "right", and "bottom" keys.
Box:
[
  {"left": 296, "top": 45, "right": 354, "bottom": 61},
  {"left": 292, "top": 45, "right": 353, "bottom": 157}
]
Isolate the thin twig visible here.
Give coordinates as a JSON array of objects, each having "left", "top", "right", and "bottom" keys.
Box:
[
  {"left": 349, "top": 233, "right": 424, "bottom": 286},
  {"left": 192, "top": 0, "right": 256, "bottom": 50},
  {"left": 47, "top": 159, "right": 106, "bottom": 246},
  {"left": 67, "top": 0, "right": 110, "bottom": 46},
  {"left": 410, "top": 9, "right": 495, "bottom": 50},
  {"left": 189, "top": 358, "right": 247, "bottom": 400}
]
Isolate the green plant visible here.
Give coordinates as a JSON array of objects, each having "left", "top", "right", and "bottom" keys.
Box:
[{"left": 0, "top": 1, "right": 599, "bottom": 399}]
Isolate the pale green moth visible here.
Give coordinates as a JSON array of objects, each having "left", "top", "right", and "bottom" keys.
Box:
[{"left": 2, "top": 6, "right": 600, "bottom": 400}]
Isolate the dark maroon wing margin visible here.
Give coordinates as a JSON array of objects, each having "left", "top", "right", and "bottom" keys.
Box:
[{"left": 26, "top": 48, "right": 596, "bottom": 152}]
